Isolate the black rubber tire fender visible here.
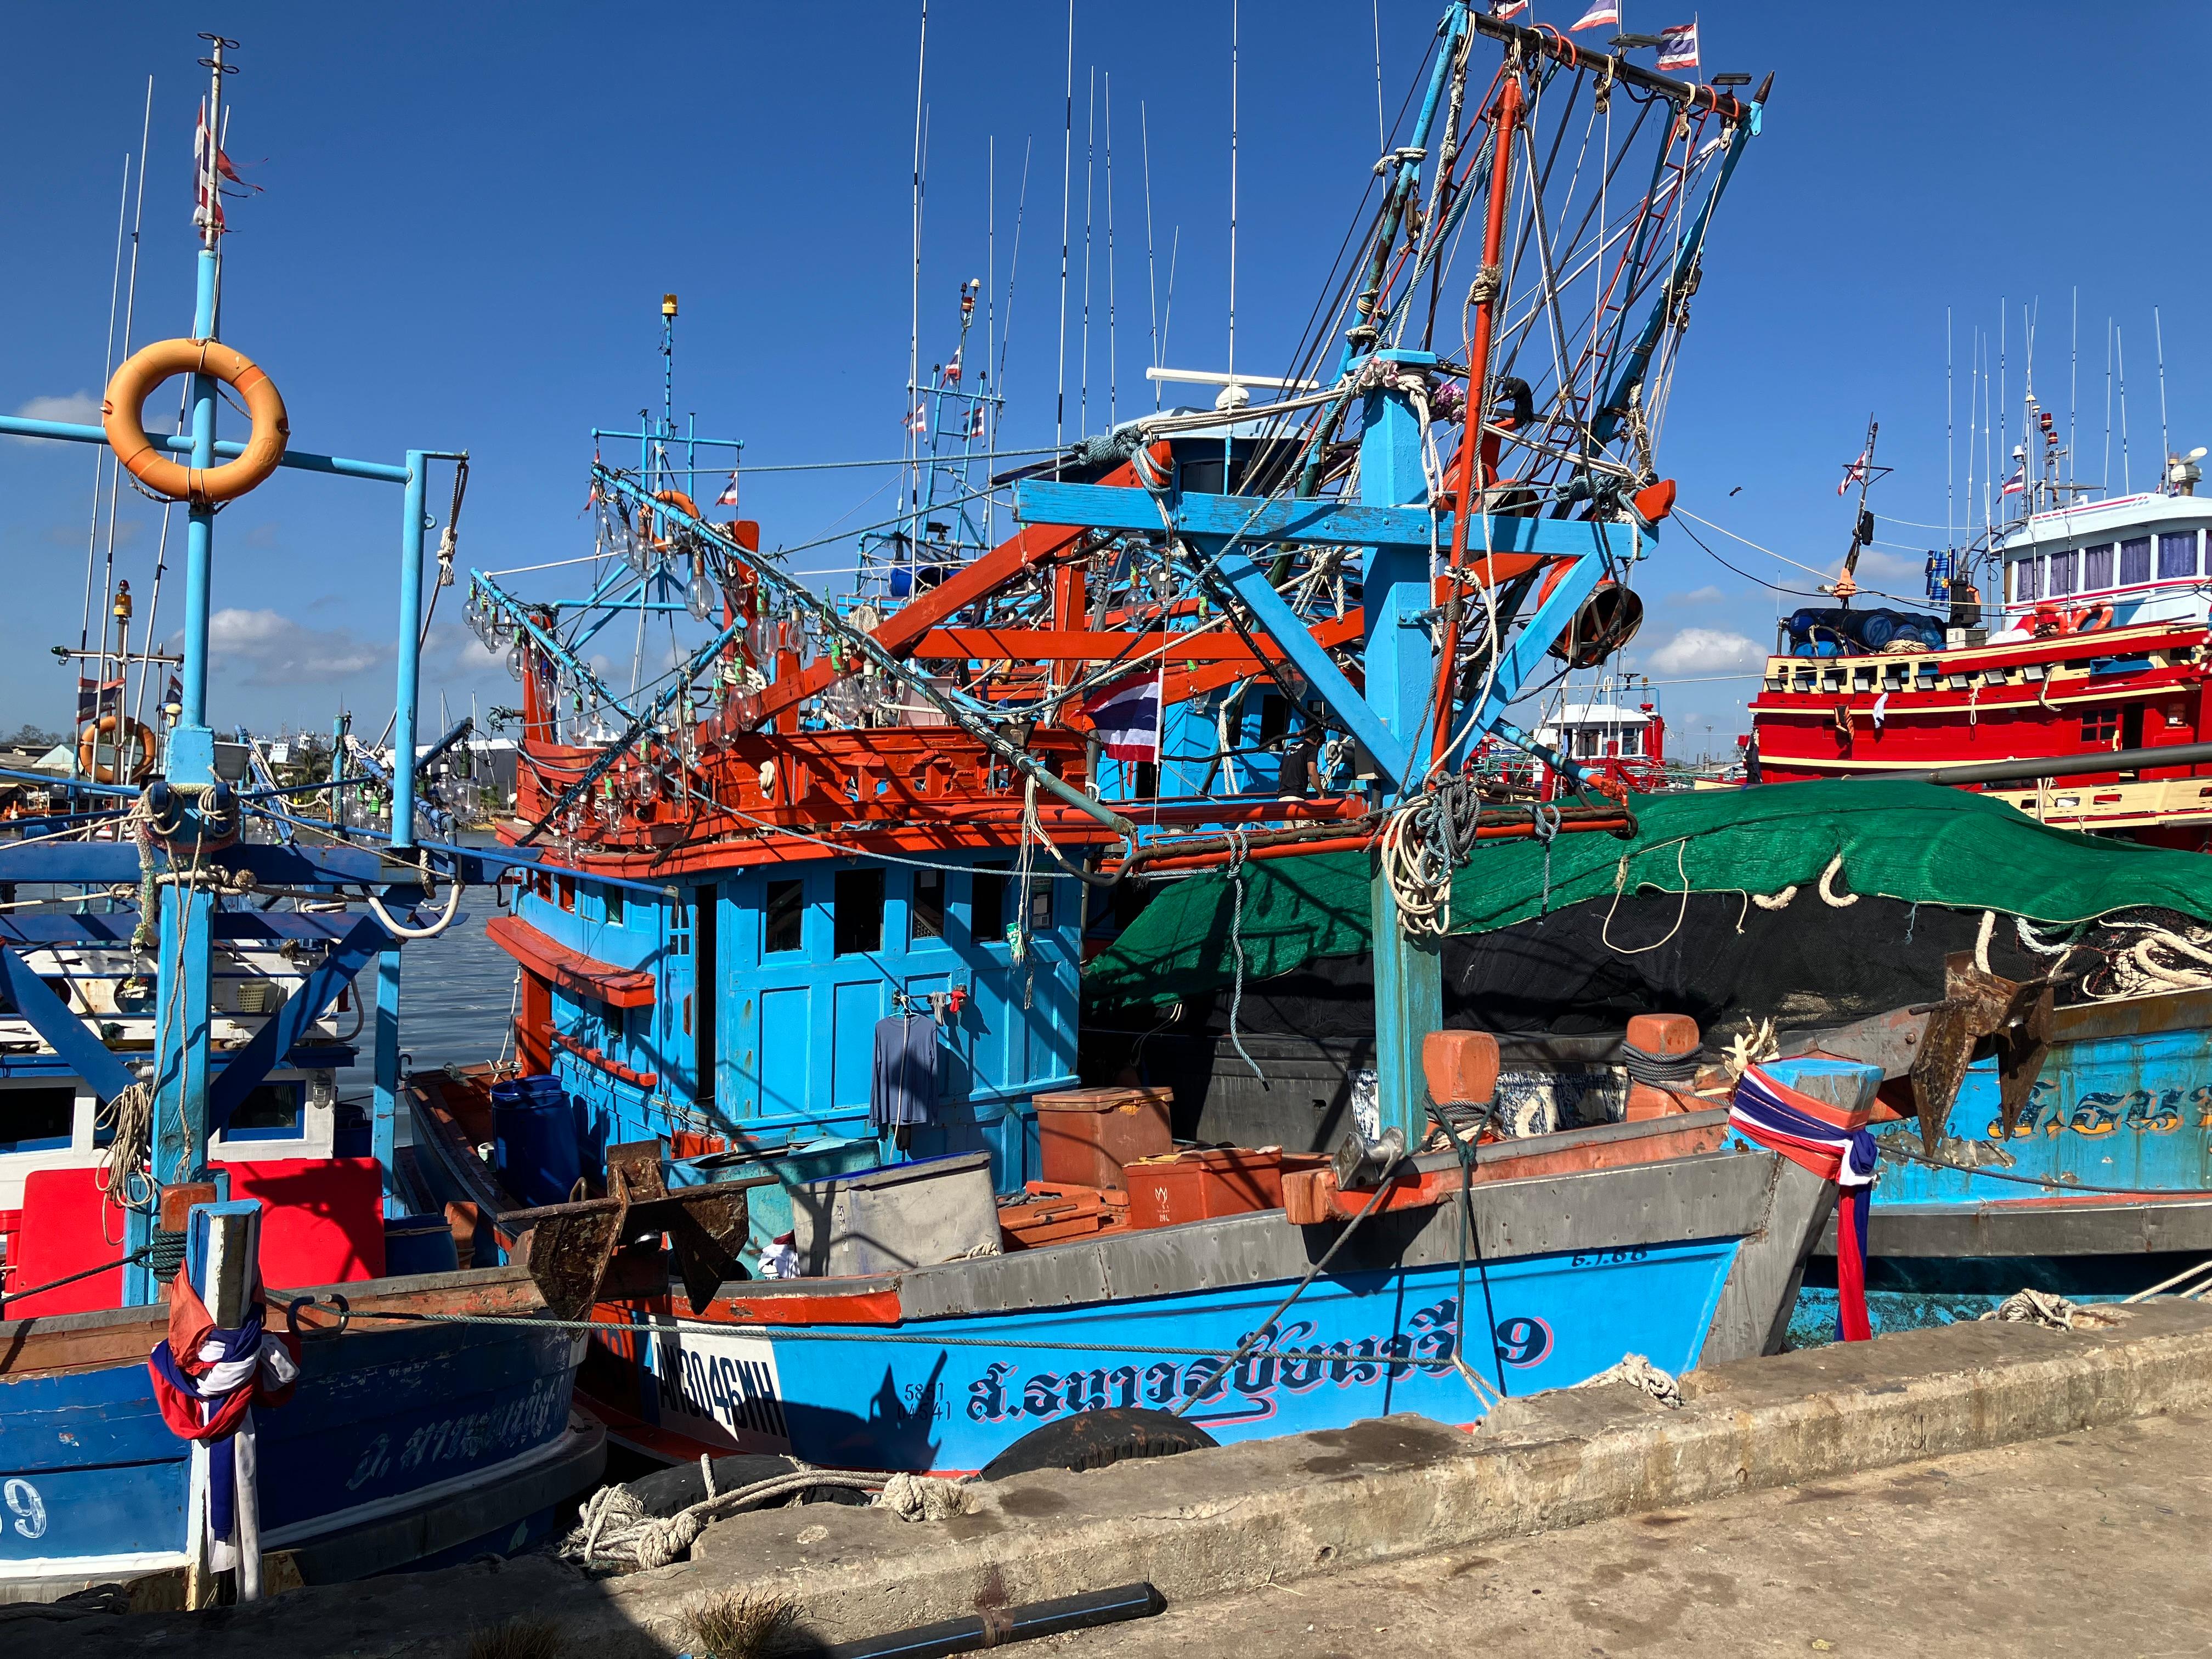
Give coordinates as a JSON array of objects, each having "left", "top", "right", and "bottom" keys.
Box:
[{"left": 978, "top": 1406, "right": 1220, "bottom": 1482}]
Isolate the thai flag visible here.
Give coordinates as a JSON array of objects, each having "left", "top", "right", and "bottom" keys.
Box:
[
  {"left": 1082, "top": 670, "right": 1164, "bottom": 763},
  {"left": 716, "top": 471, "right": 740, "bottom": 507},
  {"left": 969, "top": 405, "right": 988, "bottom": 439},
  {"left": 194, "top": 103, "right": 224, "bottom": 236},
  {"left": 1571, "top": 2, "right": 1620, "bottom": 30},
  {"left": 945, "top": 349, "right": 962, "bottom": 385},
  {"left": 1655, "top": 20, "right": 1699, "bottom": 69},
  {"left": 905, "top": 402, "right": 928, "bottom": 435},
  {"left": 1729, "top": 1065, "right": 1877, "bottom": 1342},
  {"left": 1837, "top": 450, "right": 1870, "bottom": 496},
  {"left": 2002, "top": 463, "right": 2025, "bottom": 496}
]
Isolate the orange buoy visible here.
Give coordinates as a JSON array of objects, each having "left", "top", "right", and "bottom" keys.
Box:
[
  {"left": 101, "top": 337, "right": 289, "bottom": 505},
  {"left": 78, "top": 713, "right": 159, "bottom": 785}
]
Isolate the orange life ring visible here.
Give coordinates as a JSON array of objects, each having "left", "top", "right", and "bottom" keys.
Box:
[
  {"left": 78, "top": 713, "right": 159, "bottom": 785},
  {"left": 640, "top": 489, "right": 701, "bottom": 551},
  {"left": 2066, "top": 602, "right": 2114, "bottom": 634},
  {"left": 101, "top": 337, "right": 289, "bottom": 505}
]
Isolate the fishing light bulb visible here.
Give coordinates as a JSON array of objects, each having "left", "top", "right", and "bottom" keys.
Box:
[
  {"left": 686, "top": 566, "right": 714, "bottom": 622},
  {"left": 506, "top": 642, "right": 526, "bottom": 680}
]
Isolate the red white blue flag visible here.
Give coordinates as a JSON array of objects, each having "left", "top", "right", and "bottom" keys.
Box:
[
  {"left": 905, "top": 402, "right": 928, "bottom": 435},
  {"left": 1837, "top": 448, "right": 1871, "bottom": 496},
  {"left": 1655, "top": 20, "right": 1699, "bottom": 70},
  {"left": 1082, "top": 669, "right": 1165, "bottom": 763},
  {"left": 716, "top": 471, "right": 740, "bottom": 507},
  {"left": 944, "top": 349, "right": 962, "bottom": 385},
  {"left": 969, "top": 405, "right": 988, "bottom": 439},
  {"left": 2002, "top": 463, "right": 2025, "bottom": 495},
  {"left": 1571, "top": 2, "right": 1620, "bottom": 30}
]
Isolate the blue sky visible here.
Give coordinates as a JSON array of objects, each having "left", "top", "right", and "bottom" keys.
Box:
[{"left": 5, "top": 2, "right": 2209, "bottom": 759}]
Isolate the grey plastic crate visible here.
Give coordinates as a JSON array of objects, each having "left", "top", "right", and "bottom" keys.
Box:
[{"left": 789, "top": 1150, "right": 999, "bottom": 1277}]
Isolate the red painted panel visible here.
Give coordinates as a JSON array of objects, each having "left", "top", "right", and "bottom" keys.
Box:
[{"left": 226, "top": 1158, "right": 387, "bottom": 1288}]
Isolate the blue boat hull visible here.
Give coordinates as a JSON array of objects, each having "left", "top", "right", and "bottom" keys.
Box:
[
  {"left": 1803, "top": 988, "right": 2212, "bottom": 1334},
  {"left": 0, "top": 1269, "right": 597, "bottom": 1602},
  {"left": 580, "top": 1133, "right": 1832, "bottom": 1474}
]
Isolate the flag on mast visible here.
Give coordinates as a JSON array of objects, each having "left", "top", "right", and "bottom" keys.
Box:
[
  {"left": 969, "top": 405, "right": 988, "bottom": 439},
  {"left": 905, "top": 402, "right": 929, "bottom": 435},
  {"left": 1492, "top": 1, "right": 1530, "bottom": 19},
  {"left": 944, "top": 348, "right": 962, "bottom": 385},
  {"left": 1570, "top": 2, "right": 1620, "bottom": 30},
  {"left": 2002, "top": 462, "right": 2025, "bottom": 496},
  {"left": 1837, "top": 449, "right": 1871, "bottom": 496},
  {"left": 1082, "top": 669, "right": 1165, "bottom": 763},
  {"left": 1655, "top": 20, "right": 1700, "bottom": 70},
  {"left": 193, "top": 101, "right": 224, "bottom": 236},
  {"left": 715, "top": 472, "right": 740, "bottom": 507}
]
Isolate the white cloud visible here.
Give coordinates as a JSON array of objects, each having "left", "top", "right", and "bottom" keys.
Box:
[
  {"left": 9, "top": 391, "right": 100, "bottom": 442},
  {"left": 1670, "top": 584, "right": 1727, "bottom": 604},
  {"left": 1647, "top": 627, "right": 1765, "bottom": 676},
  {"left": 205, "top": 609, "right": 388, "bottom": 687},
  {"left": 1854, "top": 548, "right": 1924, "bottom": 590}
]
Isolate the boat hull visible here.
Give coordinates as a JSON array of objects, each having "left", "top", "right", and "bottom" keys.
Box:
[
  {"left": 0, "top": 1267, "right": 597, "bottom": 1604},
  {"left": 578, "top": 1130, "right": 1831, "bottom": 1474}
]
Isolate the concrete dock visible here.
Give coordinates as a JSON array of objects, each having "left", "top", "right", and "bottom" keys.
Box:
[{"left": 17, "top": 1299, "right": 2212, "bottom": 1657}]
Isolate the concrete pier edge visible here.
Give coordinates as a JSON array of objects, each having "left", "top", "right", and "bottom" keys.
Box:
[{"left": 33, "top": 1299, "right": 2212, "bottom": 1657}]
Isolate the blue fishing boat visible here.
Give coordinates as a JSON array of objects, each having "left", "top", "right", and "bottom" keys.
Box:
[
  {"left": 0, "top": 41, "right": 746, "bottom": 1606},
  {"left": 385, "top": 7, "right": 1876, "bottom": 1481}
]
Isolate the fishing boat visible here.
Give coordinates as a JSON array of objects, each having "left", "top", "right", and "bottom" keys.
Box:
[
  {"left": 0, "top": 43, "right": 693, "bottom": 1606},
  {"left": 387, "top": 7, "right": 1885, "bottom": 1476},
  {"left": 1747, "top": 393, "right": 2212, "bottom": 845}
]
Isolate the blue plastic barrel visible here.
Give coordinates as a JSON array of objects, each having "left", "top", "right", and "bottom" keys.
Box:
[
  {"left": 383, "top": 1214, "right": 461, "bottom": 1277},
  {"left": 493, "top": 1082, "right": 583, "bottom": 1207}
]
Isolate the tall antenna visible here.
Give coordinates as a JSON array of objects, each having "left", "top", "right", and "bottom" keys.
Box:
[
  {"left": 2104, "top": 318, "right": 2114, "bottom": 492},
  {"left": 1945, "top": 308, "right": 1952, "bottom": 561},
  {"left": 909, "top": 2, "right": 928, "bottom": 478},
  {"left": 1080, "top": 65, "right": 1094, "bottom": 438},
  {"left": 1141, "top": 101, "right": 1160, "bottom": 409},
  {"left": 1997, "top": 298, "right": 2007, "bottom": 517},
  {"left": 2068, "top": 287, "right": 2078, "bottom": 488},
  {"left": 2155, "top": 305, "right": 2171, "bottom": 484},
  {"left": 2117, "top": 325, "right": 2131, "bottom": 495},
  {"left": 80, "top": 154, "right": 131, "bottom": 659},
  {"left": 1372, "top": 0, "right": 1386, "bottom": 153},
  {"left": 996, "top": 137, "right": 1032, "bottom": 393},
  {"left": 1055, "top": 0, "right": 1074, "bottom": 472},
  {"left": 1228, "top": 0, "right": 1239, "bottom": 390},
  {"left": 1105, "top": 71, "right": 1118, "bottom": 431}
]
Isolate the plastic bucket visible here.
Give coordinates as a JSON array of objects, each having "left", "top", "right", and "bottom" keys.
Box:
[
  {"left": 493, "top": 1088, "right": 582, "bottom": 1207},
  {"left": 383, "top": 1214, "right": 461, "bottom": 1277}
]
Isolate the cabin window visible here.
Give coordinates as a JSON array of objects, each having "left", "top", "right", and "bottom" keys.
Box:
[
  {"left": 2120, "top": 537, "right": 2152, "bottom": 585},
  {"left": 1028, "top": 878, "right": 1054, "bottom": 933},
  {"left": 2159, "top": 531, "right": 2199, "bottom": 579},
  {"left": 2015, "top": 556, "right": 2041, "bottom": 602},
  {"left": 2083, "top": 543, "right": 2114, "bottom": 588},
  {"left": 602, "top": 1003, "right": 625, "bottom": 1045},
  {"left": 1257, "top": 693, "right": 1291, "bottom": 745},
  {"left": 971, "top": 864, "right": 1010, "bottom": 946},
  {"left": 604, "top": 886, "right": 624, "bottom": 927},
  {"left": 1622, "top": 729, "right": 1643, "bottom": 757},
  {"left": 225, "top": 1081, "right": 304, "bottom": 1142},
  {"left": 911, "top": 868, "right": 946, "bottom": 943},
  {"left": 0, "top": 1086, "right": 75, "bottom": 1153},
  {"left": 557, "top": 875, "right": 575, "bottom": 914},
  {"left": 833, "top": 868, "right": 884, "bottom": 957},
  {"left": 2047, "top": 550, "right": 2078, "bottom": 596},
  {"left": 1132, "top": 760, "right": 1160, "bottom": 799},
  {"left": 2081, "top": 708, "right": 2120, "bottom": 744},
  {"left": 764, "top": 879, "right": 805, "bottom": 955}
]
